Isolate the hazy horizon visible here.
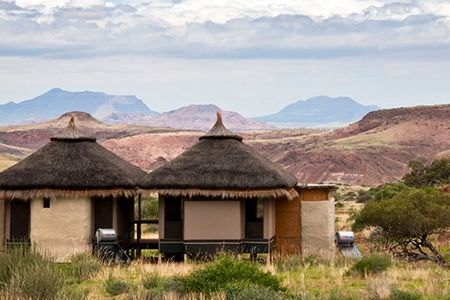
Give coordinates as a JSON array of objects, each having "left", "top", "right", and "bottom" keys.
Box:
[{"left": 1, "top": 0, "right": 450, "bottom": 117}]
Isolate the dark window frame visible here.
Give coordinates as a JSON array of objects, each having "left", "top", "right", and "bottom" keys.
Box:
[{"left": 43, "top": 198, "right": 51, "bottom": 208}]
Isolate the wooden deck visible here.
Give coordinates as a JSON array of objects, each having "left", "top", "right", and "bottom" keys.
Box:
[{"left": 131, "top": 238, "right": 159, "bottom": 249}]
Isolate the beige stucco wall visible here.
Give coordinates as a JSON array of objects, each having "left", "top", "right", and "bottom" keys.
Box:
[
  {"left": 184, "top": 200, "right": 241, "bottom": 240},
  {"left": 0, "top": 200, "right": 5, "bottom": 251},
  {"left": 30, "top": 197, "right": 92, "bottom": 261},
  {"left": 263, "top": 198, "right": 276, "bottom": 239},
  {"left": 301, "top": 198, "right": 335, "bottom": 258}
]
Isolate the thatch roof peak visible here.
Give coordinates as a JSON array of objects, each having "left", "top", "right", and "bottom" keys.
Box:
[
  {"left": 142, "top": 111, "right": 298, "bottom": 199},
  {"left": 51, "top": 116, "right": 96, "bottom": 142},
  {"left": 200, "top": 112, "right": 243, "bottom": 141},
  {"left": 0, "top": 115, "right": 146, "bottom": 199}
]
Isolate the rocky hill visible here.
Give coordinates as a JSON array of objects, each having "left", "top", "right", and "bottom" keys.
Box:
[
  {"left": 104, "top": 104, "right": 274, "bottom": 131},
  {"left": 104, "top": 104, "right": 450, "bottom": 185},
  {"left": 252, "top": 104, "right": 450, "bottom": 185},
  {"left": 0, "top": 111, "right": 174, "bottom": 152},
  {"left": 0, "top": 105, "right": 448, "bottom": 186}
]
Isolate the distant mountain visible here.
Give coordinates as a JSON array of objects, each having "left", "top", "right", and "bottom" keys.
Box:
[
  {"left": 1, "top": 105, "right": 449, "bottom": 186},
  {"left": 0, "top": 88, "right": 159, "bottom": 125},
  {"left": 255, "top": 96, "right": 380, "bottom": 128},
  {"left": 104, "top": 104, "right": 274, "bottom": 131}
]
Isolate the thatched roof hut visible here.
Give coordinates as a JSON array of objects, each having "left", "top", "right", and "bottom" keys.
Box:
[
  {"left": 141, "top": 112, "right": 298, "bottom": 199},
  {"left": 0, "top": 117, "right": 146, "bottom": 199}
]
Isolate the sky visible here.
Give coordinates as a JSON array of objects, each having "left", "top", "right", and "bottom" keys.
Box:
[{"left": 0, "top": 0, "right": 449, "bottom": 116}]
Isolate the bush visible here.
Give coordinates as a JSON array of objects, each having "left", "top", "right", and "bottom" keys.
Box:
[
  {"left": 390, "top": 288, "right": 422, "bottom": 300},
  {"left": 105, "top": 278, "right": 130, "bottom": 296},
  {"left": 161, "top": 276, "right": 185, "bottom": 293},
  {"left": 68, "top": 253, "right": 102, "bottom": 280},
  {"left": 356, "top": 183, "right": 411, "bottom": 203},
  {"left": 142, "top": 273, "right": 162, "bottom": 290},
  {"left": 328, "top": 288, "right": 358, "bottom": 300},
  {"left": 225, "top": 284, "right": 286, "bottom": 300},
  {"left": 348, "top": 255, "right": 391, "bottom": 276},
  {"left": 180, "top": 256, "right": 283, "bottom": 295}
]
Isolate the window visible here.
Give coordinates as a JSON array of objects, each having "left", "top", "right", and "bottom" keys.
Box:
[
  {"left": 245, "top": 198, "right": 264, "bottom": 222},
  {"left": 43, "top": 198, "right": 50, "bottom": 208},
  {"left": 245, "top": 198, "right": 264, "bottom": 239}
]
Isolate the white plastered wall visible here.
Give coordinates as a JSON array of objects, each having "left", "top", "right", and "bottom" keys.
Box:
[
  {"left": 301, "top": 198, "right": 335, "bottom": 259},
  {"left": 30, "top": 197, "right": 92, "bottom": 261},
  {"left": 0, "top": 200, "right": 4, "bottom": 251}
]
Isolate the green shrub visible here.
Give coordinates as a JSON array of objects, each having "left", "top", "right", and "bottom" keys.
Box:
[
  {"left": 180, "top": 256, "right": 283, "bottom": 295},
  {"left": 142, "top": 273, "right": 162, "bottom": 290},
  {"left": 349, "top": 255, "right": 391, "bottom": 276},
  {"left": 328, "top": 288, "right": 358, "bottom": 300},
  {"left": 356, "top": 183, "right": 411, "bottom": 203},
  {"left": 161, "top": 276, "right": 185, "bottom": 293},
  {"left": 68, "top": 253, "right": 102, "bottom": 280},
  {"left": 390, "top": 288, "right": 422, "bottom": 300},
  {"left": 225, "top": 284, "right": 286, "bottom": 300},
  {"left": 335, "top": 201, "right": 345, "bottom": 209},
  {"left": 105, "top": 278, "right": 130, "bottom": 296}
]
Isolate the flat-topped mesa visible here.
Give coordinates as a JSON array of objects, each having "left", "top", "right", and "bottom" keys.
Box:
[
  {"left": 199, "top": 112, "right": 243, "bottom": 141},
  {"left": 51, "top": 116, "right": 96, "bottom": 142}
]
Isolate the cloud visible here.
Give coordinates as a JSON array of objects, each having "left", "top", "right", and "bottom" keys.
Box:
[{"left": 0, "top": 0, "right": 449, "bottom": 60}]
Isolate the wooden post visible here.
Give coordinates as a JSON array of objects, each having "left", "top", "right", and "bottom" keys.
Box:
[{"left": 137, "top": 194, "right": 142, "bottom": 258}]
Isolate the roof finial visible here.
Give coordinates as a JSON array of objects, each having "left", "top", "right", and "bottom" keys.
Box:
[
  {"left": 216, "top": 112, "right": 223, "bottom": 124},
  {"left": 68, "top": 116, "right": 76, "bottom": 129},
  {"left": 199, "top": 111, "right": 243, "bottom": 141},
  {"left": 50, "top": 114, "right": 96, "bottom": 142}
]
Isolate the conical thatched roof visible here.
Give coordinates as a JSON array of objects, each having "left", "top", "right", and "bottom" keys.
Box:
[
  {"left": 0, "top": 117, "right": 146, "bottom": 199},
  {"left": 142, "top": 113, "right": 298, "bottom": 199}
]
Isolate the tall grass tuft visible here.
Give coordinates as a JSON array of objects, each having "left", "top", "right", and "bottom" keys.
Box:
[
  {"left": 67, "top": 253, "right": 102, "bottom": 280},
  {"left": 0, "top": 246, "right": 64, "bottom": 300},
  {"left": 274, "top": 255, "right": 330, "bottom": 272}
]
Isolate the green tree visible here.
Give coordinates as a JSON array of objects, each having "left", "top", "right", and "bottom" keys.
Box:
[
  {"left": 403, "top": 158, "right": 450, "bottom": 188},
  {"left": 353, "top": 189, "right": 450, "bottom": 265},
  {"left": 356, "top": 182, "right": 411, "bottom": 203}
]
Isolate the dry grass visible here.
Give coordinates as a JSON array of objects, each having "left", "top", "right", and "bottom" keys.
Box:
[
  {"left": 280, "top": 259, "right": 449, "bottom": 300},
  {"left": 1, "top": 252, "right": 448, "bottom": 299}
]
